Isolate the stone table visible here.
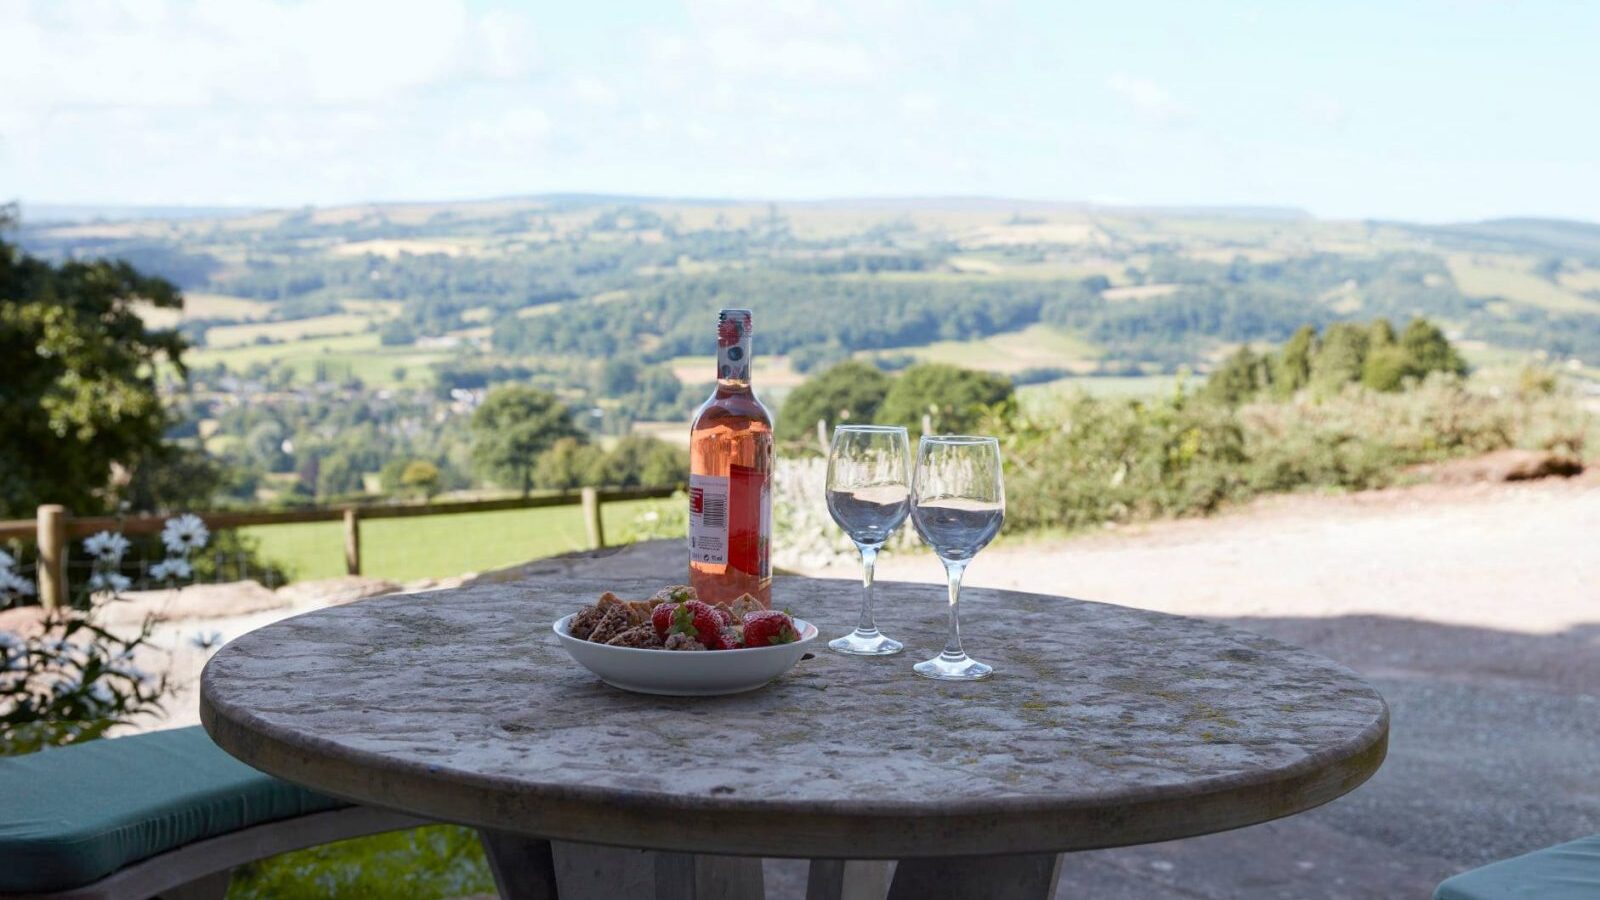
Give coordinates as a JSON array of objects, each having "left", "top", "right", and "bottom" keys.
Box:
[{"left": 200, "top": 577, "right": 1388, "bottom": 900}]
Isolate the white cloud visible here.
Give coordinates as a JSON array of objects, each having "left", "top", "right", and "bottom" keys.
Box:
[
  {"left": 1106, "top": 73, "right": 1186, "bottom": 122},
  {"left": 0, "top": 0, "right": 537, "bottom": 111},
  {"left": 570, "top": 77, "right": 619, "bottom": 109}
]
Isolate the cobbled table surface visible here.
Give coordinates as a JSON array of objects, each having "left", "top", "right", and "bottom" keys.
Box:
[{"left": 200, "top": 577, "right": 1388, "bottom": 859}]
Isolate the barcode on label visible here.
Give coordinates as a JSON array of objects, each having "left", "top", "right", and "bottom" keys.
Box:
[{"left": 700, "top": 496, "right": 727, "bottom": 528}]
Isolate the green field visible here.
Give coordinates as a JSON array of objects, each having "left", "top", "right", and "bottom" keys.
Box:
[
  {"left": 190, "top": 333, "right": 454, "bottom": 387},
  {"left": 1018, "top": 375, "right": 1182, "bottom": 411},
  {"left": 243, "top": 498, "right": 666, "bottom": 583},
  {"left": 1446, "top": 253, "right": 1600, "bottom": 313},
  {"left": 860, "top": 323, "right": 1101, "bottom": 374},
  {"left": 204, "top": 313, "right": 380, "bottom": 348}
]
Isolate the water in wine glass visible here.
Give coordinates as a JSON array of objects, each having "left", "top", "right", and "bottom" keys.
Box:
[
  {"left": 911, "top": 497, "right": 1002, "bottom": 561},
  {"left": 826, "top": 484, "right": 910, "bottom": 546},
  {"left": 826, "top": 424, "right": 912, "bottom": 657},
  {"left": 911, "top": 434, "right": 1004, "bottom": 681}
]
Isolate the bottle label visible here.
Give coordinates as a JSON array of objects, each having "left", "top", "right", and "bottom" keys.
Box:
[
  {"left": 728, "top": 463, "right": 770, "bottom": 579},
  {"left": 717, "top": 309, "right": 753, "bottom": 381},
  {"left": 688, "top": 473, "right": 729, "bottom": 565}
]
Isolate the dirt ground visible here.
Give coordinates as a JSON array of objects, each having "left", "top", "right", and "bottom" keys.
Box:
[{"left": 801, "top": 469, "right": 1600, "bottom": 634}]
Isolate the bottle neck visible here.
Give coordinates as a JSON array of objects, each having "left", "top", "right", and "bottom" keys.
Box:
[{"left": 716, "top": 317, "right": 753, "bottom": 391}]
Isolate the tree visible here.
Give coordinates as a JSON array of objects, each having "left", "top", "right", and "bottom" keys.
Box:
[
  {"left": 876, "top": 364, "right": 1014, "bottom": 435},
  {"left": 0, "top": 213, "right": 189, "bottom": 517},
  {"left": 1272, "top": 325, "right": 1317, "bottom": 398},
  {"left": 533, "top": 437, "right": 601, "bottom": 491},
  {"left": 399, "top": 459, "right": 441, "bottom": 499},
  {"left": 593, "top": 436, "right": 685, "bottom": 487},
  {"left": 470, "top": 386, "right": 584, "bottom": 496},
  {"left": 1309, "top": 322, "right": 1369, "bottom": 395},
  {"left": 776, "top": 361, "right": 893, "bottom": 445},
  {"left": 315, "top": 451, "right": 363, "bottom": 499},
  {"left": 1399, "top": 317, "right": 1467, "bottom": 379},
  {"left": 1201, "top": 346, "right": 1272, "bottom": 405}
]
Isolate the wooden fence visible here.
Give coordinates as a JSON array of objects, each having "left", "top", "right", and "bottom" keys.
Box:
[{"left": 0, "top": 486, "right": 679, "bottom": 609}]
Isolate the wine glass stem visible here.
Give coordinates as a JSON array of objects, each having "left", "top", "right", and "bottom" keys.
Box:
[
  {"left": 942, "top": 558, "right": 969, "bottom": 658},
  {"left": 856, "top": 543, "right": 880, "bottom": 633}
]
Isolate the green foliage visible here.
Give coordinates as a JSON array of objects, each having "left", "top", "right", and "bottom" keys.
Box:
[
  {"left": 997, "top": 389, "right": 1248, "bottom": 531},
  {"left": 615, "top": 492, "right": 690, "bottom": 543},
  {"left": 1310, "top": 322, "right": 1371, "bottom": 395},
  {"left": 1272, "top": 325, "right": 1317, "bottom": 397},
  {"left": 532, "top": 437, "right": 602, "bottom": 490},
  {"left": 469, "top": 386, "right": 584, "bottom": 496},
  {"left": 0, "top": 611, "right": 168, "bottom": 755},
  {"left": 1204, "top": 317, "right": 1470, "bottom": 404},
  {"left": 1000, "top": 375, "right": 1594, "bottom": 533},
  {"left": 591, "top": 435, "right": 686, "bottom": 487},
  {"left": 399, "top": 460, "right": 441, "bottom": 498},
  {"left": 0, "top": 230, "right": 188, "bottom": 516},
  {"left": 776, "top": 361, "right": 893, "bottom": 445},
  {"left": 226, "top": 825, "right": 492, "bottom": 900},
  {"left": 1200, "top": 346, "right": 1273, "bottom": 405},
  {"left": 876, "top": 363, "right": 1014, "bottom": 435}
]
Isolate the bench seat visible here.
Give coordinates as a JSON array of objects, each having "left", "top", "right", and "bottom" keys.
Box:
[
  {"left": 0, "top": 726, "right": 352, "bottom": 896},
  {"left": 1435, "top": 834, "right": 1600, "bottom": 900}
]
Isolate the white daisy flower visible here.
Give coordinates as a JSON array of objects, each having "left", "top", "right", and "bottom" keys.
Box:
[
  {"left": 86, "top": 681, "right": 116, "bottom": 707},
  {"left": 160, "top": 514, "right": 209, "bottom": 555},
  {"left": 52, "top": 677, "right": 81, "bottom": 696},
  {"left": 150, "top": 559, "right": 192, "bottom": 582},
  {"left": 88, "top": 571, "right": 133, "bottom": 595},
  {"left": 0, "top": 570, "right": 34, "bottom": 597},
  {"left": 83, "top": 531, "right": 132, "bottom": 564}
]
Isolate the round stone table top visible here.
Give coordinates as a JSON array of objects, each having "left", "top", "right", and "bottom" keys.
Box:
[{"left": 200, "top": 577, "right": 1388, "bottom": 859}]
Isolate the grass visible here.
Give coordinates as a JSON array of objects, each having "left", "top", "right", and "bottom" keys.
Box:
[
  {"left": 1445, "top": 253, "right": 1600, "bottom": 313},
  {"left": 242, "top": 498, "right": 664, "bottom": 583},
  {"left": 189, "top": 333, "right": 454, "bottom": 387},
  {"left": 859, "top": 323, "right": 1101, "bottom": 374},
  {"left": 227, "top": 825, "right": 491, "bottom": 900},
  {"left": 1018, "top": 375, "right": 1182, "bottom": 411},
  {"left": 204, "top": 313, "right": 381, "bottom": 348}
]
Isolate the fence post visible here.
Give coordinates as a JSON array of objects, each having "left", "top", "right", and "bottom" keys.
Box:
[
  {"left": 36, "top": 504, "right": 67, "bottom": 609},
  {"left": 581, "top": 487, "right": 604, "bottom": 551},
  {"left": 343, "top": 508, "right": 361, "bottom": 576}
]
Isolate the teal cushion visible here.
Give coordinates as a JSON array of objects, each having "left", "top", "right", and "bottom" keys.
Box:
[
  {"left": 1436, "top": 835, "right": 1600, "bottom": 900},
  {"left": 0, "top": 725, "right": 346, "bottom": 893}
]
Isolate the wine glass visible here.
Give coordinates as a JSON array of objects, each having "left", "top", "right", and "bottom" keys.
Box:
[
  {"left": 910, "top": 435, "right": 1004, "bottom": 680},
  {"left": 825, "top": 425, "right": 912, "bottom": 656}
]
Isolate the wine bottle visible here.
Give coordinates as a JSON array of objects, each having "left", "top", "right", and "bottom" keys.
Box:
[{"left": 688, "top": 308, "right": 774, "bottom": 607}]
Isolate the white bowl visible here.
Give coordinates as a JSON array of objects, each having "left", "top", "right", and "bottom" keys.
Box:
[{"left": 552, "top": 614, "right": 820, "bottom": 696}]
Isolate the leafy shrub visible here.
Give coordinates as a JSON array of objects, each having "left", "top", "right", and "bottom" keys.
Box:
[{"left": 995, "top": 375, "right": 1593, "bottom": 532}]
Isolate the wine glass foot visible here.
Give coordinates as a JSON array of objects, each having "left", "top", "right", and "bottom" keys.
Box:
[
  {"left": 914, "top": 652, "right": 993, "bottom": 681},
  {"left": 829, "top": 629, "right": 904, "bottom": 656}
]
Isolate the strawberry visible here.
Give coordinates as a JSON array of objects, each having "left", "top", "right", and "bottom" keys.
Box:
[
  {"left": 713, "top": 605, "right": 736, "bottom": 627},
  {"left": 651, "top": 601, "right": 679, "bottom": 637},
  {"left": 671, "top": 600, "right": 730, "bottom": 650},
  {"left": 742, "top": 610, "right": 800, "bottom": 647}
]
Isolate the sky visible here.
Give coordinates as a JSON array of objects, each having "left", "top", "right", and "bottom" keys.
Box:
[{"left": 2, "top": 0, "right": 1597, "bottom": 223}]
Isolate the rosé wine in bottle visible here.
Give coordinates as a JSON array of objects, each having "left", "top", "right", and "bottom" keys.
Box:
[{"left": 688, "top": 309, "right": 774, "bottom": 607}]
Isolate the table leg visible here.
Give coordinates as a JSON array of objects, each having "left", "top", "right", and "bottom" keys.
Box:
[
  {"left": 806, "top": 859, "right": 893, "bottom": 900},
  {"left": 546, "top": 841, "right": 765, "bottom": 900},
  {"left": 477, "top": 829, "right": 559, "bottom": 900},
  {"left": 887, "top": 854, "right": 1062, "bottom": 900},
  {"left": 654, "top": 851, "right": 766, "bottom": 900}
]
